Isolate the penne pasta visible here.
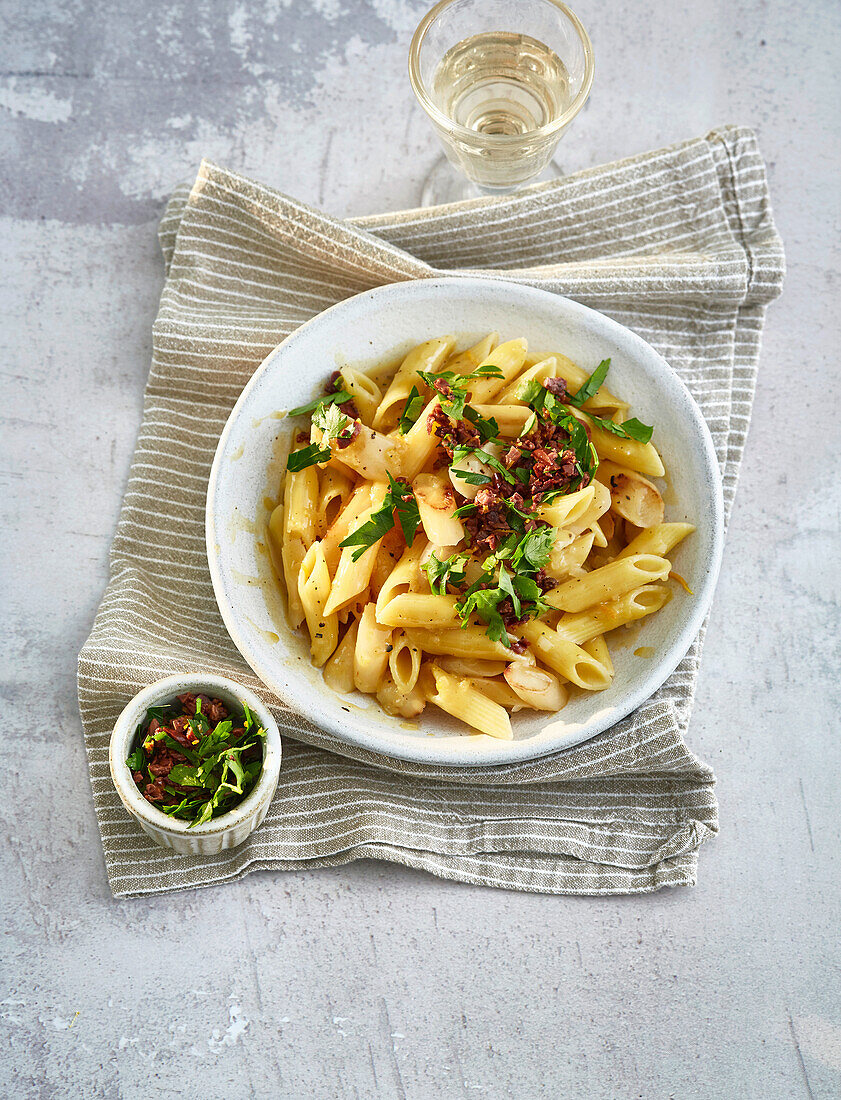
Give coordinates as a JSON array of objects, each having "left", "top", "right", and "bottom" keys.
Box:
[
  {"left": 468, "top": 338, "right": 528, "bottom": 403},
  {"left": 284, "top": 466, "right": 319, "bottom": 546},
  {"left": 376, "top": 592, "right": 460, "bottom": 629},
  {"left": 519, "top": 621, "right": 613, "bottom": 690},
  {"left": 323, "top": 483, "right": 388, "bottom": 615},
  {"left": 545, "top": 554, "right": 671, "bottom": 613},
  {"left": 568, "top": 407, "right": 665, "bottom": 477},
  {"left": 616, "top": 522, "right": 695, "bottom": 560},
  {"left": 375, "top": 538, "right": 428, "bottom": 617},
  {"left": 413, "top": 471, "right": 464, "bottom": 545},
  {"left": 554, "top": 584, "right": 672, "bottom": 645},
  {"left": 337, "top": 367, "right": 382, "bottom": 425},
  {"left": 372, "top": 336, "right": 455, "bottom": 431},
  {"left": 274, "top": 332, "right": 692, "bottom": 739},
  {"left": 298, "top": 542, "right": 338, "bottom": 667},
  {"left": 583, "top": 635, "right": 614, "bottom": 677},
  {"left": 405, "top": 627, "right": 520, "bottom": 662},
  {"left": 537, "top": 485, "right": 595, "bottom": 530},
  {"left": 427, "top": 667, "right": 513, "bottom": 739},
  {"left": 353, "top": 604, "right": 392, "bottom": 694},
  {"left": 322, "top": 618, "right": 360, "bottom": 694},
  {"left": 388, "top": 630, "right": 422, "bottom": 693},
  {"left": 596, "top": 460, "right": 665, "bottom": 528}
]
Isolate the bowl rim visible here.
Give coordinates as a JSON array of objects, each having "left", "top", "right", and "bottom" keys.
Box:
[
  {"left": 206, "top": 277, "right": 725, "bottom": 766},
  {"left": 109, "top": 673, "right": 282, "bottom": 836}
]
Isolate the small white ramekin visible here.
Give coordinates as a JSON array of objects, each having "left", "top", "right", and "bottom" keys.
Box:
[{"left": 109, "top": 673, "right": 281, "bottom": 856}]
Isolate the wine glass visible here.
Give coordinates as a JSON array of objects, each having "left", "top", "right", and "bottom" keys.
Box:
[{"left": 409, "top": 0, "right": 594, "bottom": 205}]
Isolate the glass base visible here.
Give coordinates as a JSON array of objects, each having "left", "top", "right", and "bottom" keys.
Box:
[{"left": 419, "top": 155, "right": 563, "bottom": 207}]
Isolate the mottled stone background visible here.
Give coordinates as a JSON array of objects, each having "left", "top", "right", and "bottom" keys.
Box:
[{"left": 1, "top": 1, "right": 839, "bottom": 1097}]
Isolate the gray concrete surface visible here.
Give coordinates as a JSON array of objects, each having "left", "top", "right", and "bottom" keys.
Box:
[{"left": 2, "top": 1, "right": 840, "bottom": 1097}]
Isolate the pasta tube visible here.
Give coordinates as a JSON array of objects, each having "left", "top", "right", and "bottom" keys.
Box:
[
  {"left": 413, "top": 472, "right": 464, "bottom": 546},
  {"left": 616, "top": 522, "right": 695, "bottom": 560},
  {"left": 545, "top": 554, "right": 671, "bottom": 613},
  {"left": 537, "top": 485, "right": 595, "bottom": 530},
  {"left": 376, "top": 593, "right": 460, "bottom": 629},
  {"left": 388, "top": 630, "right": 422, "bottom": 693},
  {"left": 373, "top": 337, "right": 455, "bottom": 430},
  {"left": 337, "top": 367, "right": 382, "bottom": 425},
  {"left": 519, "top": 622, "right": 612, "bottom": 690},
  {"left": 322, "top": 619, "right": 360, "bottom": 694},
  {"left": 405, "top": 627, "right": 519, "bottom": 662},
  {"left": 554, "top": 584, "right": 672, "bottom": 645},
  {"left": 353, "top": 604, "right": 392, "bottom": 694},
  {"left": 468, "top": 338, "right": 528, "bottom": 403},
  {"left": 400, "top": 333, "right": 499, "bottom": 480},
  {"left": 597, "top": 461, "right": 665, "bottom": 528},
  {"left": 298, "top": 542, "right": 338, "bottom": 667},
  {"left": 569, "top": 408, "right": 665, "bottom": 477},
  {"left": 427, "top": 667, "right": 513, "bottom": 740}
]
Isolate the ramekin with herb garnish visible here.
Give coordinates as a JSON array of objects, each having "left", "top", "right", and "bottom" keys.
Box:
[{"left": 109, "top": 674, "right": 281, "bottom": 855}]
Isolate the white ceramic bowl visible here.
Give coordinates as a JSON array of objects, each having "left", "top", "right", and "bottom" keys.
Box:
[
  {"left": 109, "top": 674, "right": 282, "bottom": 854},
  {"left": 207, "top": 278, "right": 724, "bottom": 767}
]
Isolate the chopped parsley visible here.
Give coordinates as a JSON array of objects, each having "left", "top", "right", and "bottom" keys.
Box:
[
  {"left": 127, "top": 694, "right": 266, "bottom": 828},
  {"left": 398, "top": 385, "right": 426, "bottom": 434},
  {"left": 424, "top": 551, "right": 470, "bottom": 595},
  {"left": 566, "top": 359, "right": 611, "bottom": 407},
  {"left": 522, "top": 360, "right": 653, "bottom": 444},
  {"left": 288, "top": 388, "right": 352, "bottom": 418},
  {"left": 463, "top": 405, "right": 501, "bottom": 444},
  {"left": 312, "top": 402, "right": 352, "bottom": 443},
  {"left": 287, "top": 443, "right": 332, "bottom": 472},
  {"left": 586, "top": 413, "right": 654, "bottom": 443},
  {"left": 450, "top": 523, "right": 556, "bottom": 648},
  {"left": 339, "top": 473, "right": 421, "bottom": 561},
  {"left": 417, "top": 362, "right": 505, "bottom": 420},
  {"left": 452, "top": 445, "right": 515, "bottom": 485}
]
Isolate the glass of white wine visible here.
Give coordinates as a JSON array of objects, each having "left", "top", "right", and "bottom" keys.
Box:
[{"left": 409, "top": 0, "right": 594, "bottom": 205}]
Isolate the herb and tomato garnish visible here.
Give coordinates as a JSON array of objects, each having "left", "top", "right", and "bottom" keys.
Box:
[{"left": 126, "top": 693, "right": 266, "bottom": 827}]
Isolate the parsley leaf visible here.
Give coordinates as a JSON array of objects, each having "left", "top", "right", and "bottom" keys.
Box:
[
  {"left": 418, "top": 363, "right": 505, "bottom": 420},
  {"left": 618, "top": 417, "right": 654, "bottom": 443},
  {"left": 398, "top": 386, "right": 426, "bottom": 435},
  {"left": 339, "top": 474, "right": 420, "bottom": 561},
  {"left": 518, "top": 378, "right": 548, "bottom": 411},
  {"left": 391, "top": 474, "right": 421, "bottom": 546},
  {"left": 126, "top": 747, "right": 145, "bottom": 772},
  {"left": 586, "top": 413, "right": 653, "bottom": 443},
  {"left": 512, "top": 526, "right": 556, "bottom": 572},
  {"left": 288, "top": 389, "right": 352, "bottom": 417},
  {"left": 424, "top": 551, "right": 469, "bottom": 595},
  {"left": 463, "top": 405, "right": 501, "bottom": 444},
  {"left": 451, "top": 469, "right": 491, "bottom": 486},
  {"left": 452, "top": 445, "right": 515, "bottom": 485},
  {"left": 287, "top": 443, "right": 332, "bottom": 472},
  {"left": 312, "top": 402, "right": 351, "bottom": 442},
  {"left": 339, "top": 502, "right": 396, "bottom": 562},
  {"left": 457, "top": 587, "right": 511, "bottom": 646},
  {"left": 497, "top": 563, "right": 521, "bottom": 618},
  {"left": 567, "top": 359, "right": 611, "bottom": 407}
]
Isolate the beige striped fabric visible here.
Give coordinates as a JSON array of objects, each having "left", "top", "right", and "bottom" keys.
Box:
[{"left": 78, "top": 125, "right": 784, "bottom": 898}]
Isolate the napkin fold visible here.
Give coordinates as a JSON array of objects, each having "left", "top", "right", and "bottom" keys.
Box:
[{"left": 78, "top": 126, "right": 783, "bottom": 898}]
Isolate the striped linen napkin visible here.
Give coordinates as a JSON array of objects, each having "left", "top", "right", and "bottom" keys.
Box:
[{"left": 78, "top": 125, "right": 784, "bottom": 898}]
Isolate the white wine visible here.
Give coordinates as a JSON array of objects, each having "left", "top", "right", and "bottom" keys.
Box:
[{"left": 431, "top": 31, "right": 573, "bottom": 138}]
